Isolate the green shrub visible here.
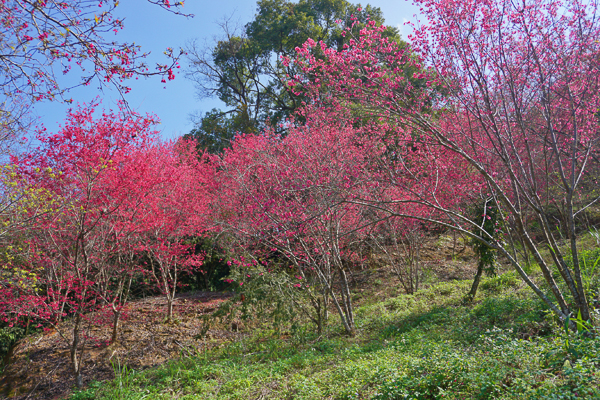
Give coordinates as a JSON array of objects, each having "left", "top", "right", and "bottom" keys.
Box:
[
  {"left": 373, "top": 346, "right": 469, "bottom": 400},
  {"left": 480, "top": 271, "right": 518, "bottom": 292},
  {"left": 0, "top": 324, "right": 25, "bottom": 369}
]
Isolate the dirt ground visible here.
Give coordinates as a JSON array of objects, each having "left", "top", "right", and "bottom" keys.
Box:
[
  {"left": 0, "top": 291, "right": 240, "bottom": 400},
  {"left": 0, "top": 234, "right": 481, "bottom": 400}
]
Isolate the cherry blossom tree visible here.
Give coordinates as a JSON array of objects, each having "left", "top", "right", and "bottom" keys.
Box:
[
  {"left": 367, "top": 215, "right": 433, "bottom": 296},
  {"left": 122, "top": 141, "right": 211, "bottom": 321},
  {"left": 0, "top": 102, "right": 157, "bottom": 387},
  {"left": 289, "top": 0, "right": 600, "bottom": 325},
  {"left": 0, "top": 0, "right": 188, "bottom": 146},
  {"left": 214, "top": 109, "right": 383, "bottom": 335}
]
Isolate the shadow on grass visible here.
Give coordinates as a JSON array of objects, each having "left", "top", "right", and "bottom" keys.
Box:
[{"left": 380, "top": 294, "right": 551, "bottom": 343}]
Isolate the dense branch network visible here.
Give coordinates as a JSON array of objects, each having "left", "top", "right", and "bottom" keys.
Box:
[{"left": 0, "top": 0, "right": 190, "bottom": 146}]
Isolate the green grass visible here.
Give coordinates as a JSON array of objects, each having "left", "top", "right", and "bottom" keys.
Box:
[{"left": 69, "top": 273, "right": 600, "bottom": 400}]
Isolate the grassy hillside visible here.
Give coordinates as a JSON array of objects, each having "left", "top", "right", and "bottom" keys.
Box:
[{"left": 69, "top": 270, "right": 600, "bottom": 400}]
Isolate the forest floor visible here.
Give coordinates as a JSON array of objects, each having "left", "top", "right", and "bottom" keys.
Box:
[
  {"left": 0, "top": 291, "right": 240, "bottom": 400},
  {"left": 0, "top": 235, "right": 503, "bottom": 399}
]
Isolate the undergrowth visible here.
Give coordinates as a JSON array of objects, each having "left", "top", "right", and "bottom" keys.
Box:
[{"left": 68, "top": 269, "right": 600, "bottom": 400}]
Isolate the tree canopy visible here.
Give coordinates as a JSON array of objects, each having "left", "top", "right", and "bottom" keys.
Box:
[{"left": 184, "top": 0, "right": 400, "bottom": 153}]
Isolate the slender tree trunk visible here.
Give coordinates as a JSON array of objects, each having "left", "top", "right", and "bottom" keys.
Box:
[
  {"left": 75, "top": 372, "right": 83, "bottom": 389},
  {"left": 327, "top": 282, "right": 354, "bottom": 336},
  {"left": 316, "top": 298, "right": 323, "bottom": 335},
  {"left": 340, "top": 270, "right": 355, "bottom": 333},
  {"left": 452, "top": 230, "right": 457, "bottom": 259},
  {"left": 566, "top": 193, "right": 591, "bottom": 321},
  {"left": 322, "top": 287, "right": 329, "bottom": 322},
  {"left": 70, "top": 314, "right": 83, "bottom": 389},
  {"left": 111, "top": 310, "right": 121, "bottom": 343},
  {"left": 466, "top": 264, "right": 484, "bottom": 302},
  {"left": 413, "top": 236, "right": 421, "bottom": 293},
  {"left": 166, "top": 298, "right": 174, "bottom": 321}
]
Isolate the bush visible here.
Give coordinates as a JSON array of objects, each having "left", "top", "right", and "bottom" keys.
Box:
[
  {"left": 564, "top": 246, "right": 600, "bottom": 301},
  {"left": 0, "top": 325, "right": 25, "bottom": 367},
  {"left": 480, "top": 271, "right": 519, "bottom": 292}
]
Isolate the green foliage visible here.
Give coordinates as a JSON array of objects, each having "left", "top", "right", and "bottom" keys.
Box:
[
  {"left": 465, "top": 199, "right": 503, "bottom": 301},
  {"left": 184, "top": 108, "right": 257, "bottom": 154},
  {"left": 471, "top": 199, "right": 502, "bottom": 277},
  {"left": 108, "top": 360, "right": 138, "bottom": 400},
  {"left": 0, "top": 325, "right": 25, "bottom": 368},
  {"left": 176, "top": 236, "right": 231, "bottom": 291},
  {"left": 214, "top": 260, "right": 320, "bottom": 333},
  {"left": 374, "top": 328, "right": 600, "bottom": 400},
  {"left": 246, "top": 0, "right": 398, "bottom": 55},
  {"left": 65, "top": 269, "right": 600, "bottom": 399},
  {"left": 472, "top": 296, "right": 546, "bottom": 330},
  {"left": 186, "top": 0, "right": 401, "bottom": 152},
  {"left": 373, "top": 343, "right": 469, "bottom": 400},
  {"left": 480, "top": 271, "right": 519, "bottom": 292},
  {"left": 590, "top": 227, "right": 600, "bottom": 245},
  {"left": 68, "top": 382, "right": 102, "bottom": 400}
]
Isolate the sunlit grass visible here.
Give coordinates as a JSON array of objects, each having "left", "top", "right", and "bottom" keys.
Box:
[{"left": 70, "top": 252, "right": 600, "bottom": 399}]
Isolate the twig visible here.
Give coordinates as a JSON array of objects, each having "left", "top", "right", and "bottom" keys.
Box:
[
  {"left": 124, "top": 331, "right": 152, "bottom": 357},
  {"left": 24, "top": 360, "right": 63, "bottom": 399},
  {"left": 173, "top": 340, "right": 195, "bottom": 357}
]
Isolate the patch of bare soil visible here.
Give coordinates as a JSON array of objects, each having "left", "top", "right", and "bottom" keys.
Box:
[
  {"left": 423, "top": 234, "right": 480, "bottom": 281},
  {"left": 0, "top": 235, "right": 487, "bottom": 400},
  {"left": 351, "top": 234, "right": 481, "bottom": 300},
  {"left": 0, "top": 291, "right": 240, "bottom": 400}
]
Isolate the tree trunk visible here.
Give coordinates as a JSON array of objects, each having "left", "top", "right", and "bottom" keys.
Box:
[
  {"left": 166, "top": 298, "right": 174, "bottom": 321},
  {"left": 323, "top": 288, "right": 329, "bottom": 322},
  {"left": 316, "top": 298, "right": 323, "bottom": 335},
  {"left": 70, "top": 314, "right": 83, "bottom": 389},
  {"left": 111, "top": 310, "right": 121, "bottom": 343},
  {"left": 75, "top": 372, "right": 83, "bottom": 389},
  {"left": 466, "top": 264, "right": 484, "bottom": 302},
  {"left": 327, "top": 283, "right": 355, "bottom": 336},
  {"left": 340, "top": 270, "right": 355, "bottom": 334}
]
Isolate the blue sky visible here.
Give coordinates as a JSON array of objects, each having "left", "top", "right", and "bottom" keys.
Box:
[{"left": 32, "top": 0, "right": 421, "bottom": 141}]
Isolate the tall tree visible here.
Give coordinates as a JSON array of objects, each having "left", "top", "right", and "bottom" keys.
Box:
[
  {"left": 290, "top": 0, "right": 600, "bottom": 326},
  {"left": 184, "top": 0, "right": 399, "bottom": 153},
  {"left": 1, "top": 102, "right": 157, "bottom": 388},
  {"left": 213, "top": 108, "right": 385, "bottom": 335},
  {"left": 127, "top": 141, "right": 212, "bottom": 321}
]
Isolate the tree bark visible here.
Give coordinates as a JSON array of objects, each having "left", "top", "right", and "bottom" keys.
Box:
[
  {"left": 466, "top": 264, "right": 484, "bottom": 302},
  {"left": 111, "top": 310, "right": 121, "bottom": 343}
]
